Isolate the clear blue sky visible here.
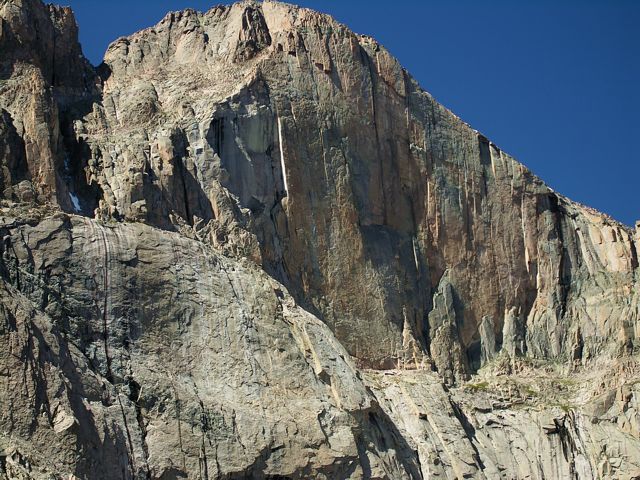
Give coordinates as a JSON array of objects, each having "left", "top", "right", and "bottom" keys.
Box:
[{"left": 64, "top": 0, "right": 640, "bottom": 226}]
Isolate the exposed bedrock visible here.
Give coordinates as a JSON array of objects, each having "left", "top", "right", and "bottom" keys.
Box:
[
  {"left": 0, "top": 214, "right": 425, "bottom": 478},
  {"left": 0, "top": 0, "right": 638, "bottom": 478},
  {"left": 56, "top": 0, "right": 636, "bottom": 373}
]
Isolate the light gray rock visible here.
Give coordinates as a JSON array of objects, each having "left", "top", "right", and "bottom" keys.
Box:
[
  {"left": 479, "top": 315, "right": 497, "bottom": 366},
  {"left": 0, "top": 0, "right": 638, "bottom": 478},
  {"left": 0, "top": 214, "right": 422, "bottom": 479},
  {"left": 503, "top": 306, "right": 526, "bottom": 358},
  {"left": 427, "top": 271, "right": 469, "bottom": 385},
  {"left": 367, "top": 369, "right": 640, "bottom": 480},
  {"left": 61, "top": 0, "right": 637, "bottom": 373}
]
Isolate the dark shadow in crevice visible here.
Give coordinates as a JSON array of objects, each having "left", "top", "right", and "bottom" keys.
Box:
[
  {"left": 449, "top": 398, "right": 486, "bottom": 471},
  {"left": 356, "top": 404, "right": 423, "bottom": 479},
  {"left": 141, "top": 129, "right": 214, "bottom": 230},
  {"left": 59, "top": 129, "right": 103, "bottom": 217},
  {"left": 0, "top": 109, "right": 30, "bottom": 195}
]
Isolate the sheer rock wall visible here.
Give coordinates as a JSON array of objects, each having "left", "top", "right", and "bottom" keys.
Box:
[{"left": 0, "top": 1, "right": 638, "bottom": 478}]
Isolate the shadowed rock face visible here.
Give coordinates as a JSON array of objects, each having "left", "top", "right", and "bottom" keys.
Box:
[{"left": 0, "top": 0, "right": 638, "bottom": 478}]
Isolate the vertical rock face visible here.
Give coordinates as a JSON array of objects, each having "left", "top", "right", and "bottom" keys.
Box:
[
  {"left": 0, "top": 1, "right": 638, "bottom": 478},
  {"left": 0, "top": 216, "right": 422, "bottom": 479},
  {"left": 0, "top": 0, "right": 97, "bottom": 206},
  {"left": 58, "top": 0, "right": 636, "bottom": 372}
]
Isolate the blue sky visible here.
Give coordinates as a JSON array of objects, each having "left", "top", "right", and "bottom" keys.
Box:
[{"left": 65, "top": 0, "right": 639, "bottom": 226}]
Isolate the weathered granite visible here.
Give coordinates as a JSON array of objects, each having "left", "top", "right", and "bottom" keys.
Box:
[
  {"left": 366, "top": 366, "right": 640, "bottom": 480},
  {"left": 0, "top": 214, "right": 422, "bottom": 479},
  {"left": 58, "top": 0, "right": 637, "bottom": 373},
  {"left": 0, "top": 0, "right": 638, "bottom": 478}
]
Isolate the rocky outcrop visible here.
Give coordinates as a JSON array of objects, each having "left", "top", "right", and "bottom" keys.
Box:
[
  {"left": 367, "top": 367, "right": 640, "bottom": 480},
  {"left": 0, "top": 0, "right": 97, "bottom": 208},
  {"left": 50, "top": 0, "right": 636, "bottom": 372},
  {"left": 0, "top": 0, "right": 638, "bottom": 478},
  {"left": 0, "top": 213, "right": 426, "bottom": 479}
]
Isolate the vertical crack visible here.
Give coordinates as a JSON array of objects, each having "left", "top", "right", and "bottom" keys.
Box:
[
  {"left": 116, "top": 394, "right": 137, "bottom": 477},
  {"left": 95, "top": 223, "right": 114, "bottom": 383},
  {"left": 127, "top": 378, "right": 151, "bottom": 479},
  {"left": 448, "top": 398, "right": 485, "bottom": 471},
  {"left": 172, "top": 382, "right": 187, "bottom": 472}
]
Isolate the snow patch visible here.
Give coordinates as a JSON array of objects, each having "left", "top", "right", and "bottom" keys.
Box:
[
  {"left": 277, "top": 116, "right": 289, "bottom": 195},
  {"left": 69, "top": 192, "right": 82, "bottom": 213}
]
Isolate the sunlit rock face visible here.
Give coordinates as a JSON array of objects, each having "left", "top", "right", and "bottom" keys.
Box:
[{"left": 0, "top": 1, "right": 638, "bottom": 479}]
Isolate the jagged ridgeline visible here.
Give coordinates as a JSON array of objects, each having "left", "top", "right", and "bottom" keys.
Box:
[{"left": 0, "top": 0, "right": 638, "bottom": 479}]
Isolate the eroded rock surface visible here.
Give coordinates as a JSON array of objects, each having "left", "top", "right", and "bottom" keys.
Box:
[
  {"left": 366, "top": 363, "right": 640, "bottom": 480},
  {"left": 0, "top": 213, "right": 423, "bottom": 479},
  {"left": 0, "top": 0, "right": 638, "bottom": 478}
]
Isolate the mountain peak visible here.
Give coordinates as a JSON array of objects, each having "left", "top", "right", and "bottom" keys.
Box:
[{"left": 0, "top": 1, "right": 638, "bottom": 478}]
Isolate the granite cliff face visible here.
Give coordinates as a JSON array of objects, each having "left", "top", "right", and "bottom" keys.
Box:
[{"left": 0, "top": 0, "right": 639, "bottom": 478}]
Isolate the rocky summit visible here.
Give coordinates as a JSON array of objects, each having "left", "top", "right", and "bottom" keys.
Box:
[{"left": 0, "top": 0, "right": 638, "bottom": 478}]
